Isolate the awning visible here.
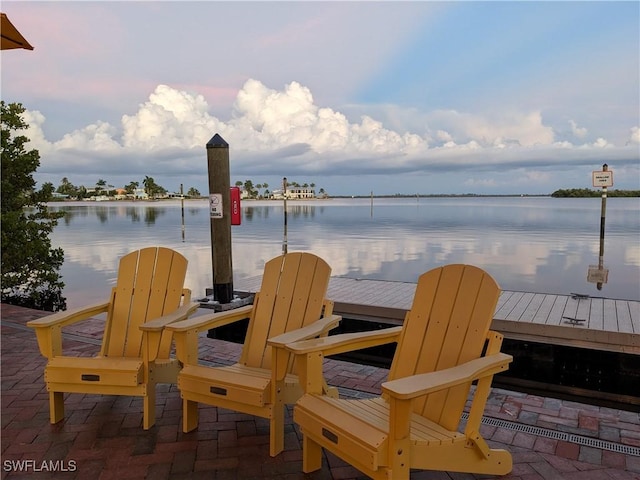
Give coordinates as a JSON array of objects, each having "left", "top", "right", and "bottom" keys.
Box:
[{"left": 1, "top": 12, "right": 33, "bottom": 50}]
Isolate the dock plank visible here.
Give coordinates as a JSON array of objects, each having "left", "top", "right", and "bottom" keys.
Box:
[
  {"left": 603, "top": 299, "right": 619, "bottom": 332},
  {"left": 494, "top": 291, "right": 526, "bottom": 320},
  {"left": 575, "top": 298, "right": 591, "bottom": 326},
  {"left": 548, "top": 295, "right": 569, "bottom": 326},
  {"left": 616, "top": 300, "right": 634, "bottom": 334},
  {"left": 531, "top": 295, "right": 558, "bottom": 325},
  {"left": 505, "top": 292, "right": 536, "bottom": 322},
  {"left": 519, "top": 293, "right": 547, "bottom": 323},
  {"left": 630, "top": 301, "right": 640, "bottom": 334},
  {"left": 589, "top": 297, "right": 604, "bottom": 331}
]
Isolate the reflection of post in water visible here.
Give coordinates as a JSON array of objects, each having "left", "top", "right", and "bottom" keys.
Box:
[
  {"left": 587, "top": 164, "right": 612, "bottom": 290},
  {"left": 370, "top": 191, "right": 374, "bottom": 217}
]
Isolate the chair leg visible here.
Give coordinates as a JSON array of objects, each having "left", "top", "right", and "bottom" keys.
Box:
[
  {"left": 269, "top": 408, "right": 284, "bottom": 457},
  {"left": 143, "top": 386, "right": 156, "bottom": 430},
  {"left": 183, "top": 398, "right": 199, "bottom": 433},
  {"left": 49, "top": 391, "right": 65, "bottom": 424},
  {"left": 302, "top": 434, "right": 323, "bottom": 473}
]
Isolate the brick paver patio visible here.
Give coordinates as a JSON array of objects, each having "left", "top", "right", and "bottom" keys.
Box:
[{"left": 2, "top": 303, "right": 638, "bottom": 479}]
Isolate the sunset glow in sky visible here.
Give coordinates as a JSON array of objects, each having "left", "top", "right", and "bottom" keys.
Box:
[{"left": 2, "top": 1, "right": 639, "bottom": 196}]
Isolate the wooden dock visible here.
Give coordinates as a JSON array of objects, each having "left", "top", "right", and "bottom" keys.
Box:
[{"left": 235, "top": 276, "right": 639, "bottom": 355}]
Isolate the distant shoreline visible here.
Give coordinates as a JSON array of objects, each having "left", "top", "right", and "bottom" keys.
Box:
[
  {"left": 331, "top": 193, "right": 550, "bottom": 199},
  {"left": 48, "top": 190, "right": 639, "bottom": 203}
]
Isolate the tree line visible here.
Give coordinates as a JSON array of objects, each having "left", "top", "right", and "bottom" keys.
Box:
[
  {"left": 54, "top": 177, "right": 329, "bottom": 201},
  {"left": 55, "top": 177, "right": 201, "bottom": 199},
  {"left": 236, "top": 179, "right": 325, "bottom": 199},
  {"left": 551, "top": 188, "right": 639, "bottom": 198}
]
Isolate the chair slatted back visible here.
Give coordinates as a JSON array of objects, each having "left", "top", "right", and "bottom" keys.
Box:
[
  {"left": 103, "top": 247, "right": 188, "bottom": 358},
  {"left": 241, "top": 252, "right": 331, "bottom": 370},
  {"left": 389, "top": 264, "right": 500, "bottom": 431}
]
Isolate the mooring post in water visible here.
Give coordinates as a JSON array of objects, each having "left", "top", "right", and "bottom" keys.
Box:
[
  {"left": 598, "top": 164, "right": 610, "bottom": 265},
  {"left": 206, "top": 134, "right": 233, "bottom": 304},
  {"left": 282, "top": 177, "right": 288, "bottom": 254},
  {"left": 180, "top": 183, "right": 185, "bottom": 242},
  {"left": 588, "top": 163, "right": 613, "bottom": 290},
  {"left": 597, "top": 164, "right": 608, "bottom": 290}
]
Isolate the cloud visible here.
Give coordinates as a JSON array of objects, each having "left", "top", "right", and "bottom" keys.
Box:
[
  {"left": 569, "top": 120, "right": 588, "bottom": 139},
  {"left": 20, "top": 79, "right": 639, "bottom": 194}
]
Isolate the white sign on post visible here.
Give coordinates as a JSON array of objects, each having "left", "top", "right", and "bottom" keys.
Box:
[
  {"left": 592, "top": 170, "right": 613, "bottom": 187},
  {"left": 209, "top": 193, "right": 223, "bottom": 218}
]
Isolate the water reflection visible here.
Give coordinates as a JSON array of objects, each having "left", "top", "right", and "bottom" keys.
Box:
[
  {"left": 55, "top": 204, "right": 168, "bottom": 225},
  {"left": 47, "top": 198, "right": 640, "bottom": 308}
]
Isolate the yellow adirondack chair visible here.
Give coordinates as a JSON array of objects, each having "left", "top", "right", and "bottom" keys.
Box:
[
  {"left": 276, "top": 264, "right": 513, "bottom": 479},
  {"left": 27, "top": 247, "right": 200, "bottom": 429},
  {"left": 167, "top": 252, "right": 341, "bottom": 456}
]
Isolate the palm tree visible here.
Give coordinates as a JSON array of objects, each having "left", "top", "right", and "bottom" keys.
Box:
[
  {"left": 243, "top": 180, "right": 255, "bottom": 198},
  {"left": 125, "top": 181, "right": 139, "bottom": 194},
  {"left": 57, "top": 177, "right": 77, "bottom": 197},
  {"left": 95, "top": 178, "right": 107, "bottom": 194},
  {"left": 143, "top": 176, "right": 158, "bottom": 199}
]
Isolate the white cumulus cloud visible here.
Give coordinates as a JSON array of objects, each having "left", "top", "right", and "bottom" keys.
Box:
[
  {"left": 569, "top": 119, "right": 588, "bottom": 138},
  {"left": 18, "top": 79, "right": 640, "bottom": 194}
]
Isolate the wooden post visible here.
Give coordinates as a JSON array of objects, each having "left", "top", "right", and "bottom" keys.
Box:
[
  {"left": 597, "top": 164, "right": 608, "bottom": 290},
  {"left": 588, "top": 163, "right": 612, "bottom": 289},
  {"left": 206, "top": 134, "right": 233, "bottom": 304},
  {"left": 180, "top": 183, "right": 185, "bottom": 242},
  {"left": 282, "top": 177, "right": 288, "bottom": 254}
]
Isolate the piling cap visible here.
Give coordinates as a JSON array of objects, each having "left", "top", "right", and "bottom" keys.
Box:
[{"left": 207, "top": 134, "right": 228, "bottom": 148}]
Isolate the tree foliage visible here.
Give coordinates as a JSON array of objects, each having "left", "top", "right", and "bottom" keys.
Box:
[
  {"left": 143, "top": 175, "right": 166, "bottom": 198},
  {"left": 1, "top": 101, "right": 66, "bottom": 311},
  {"left": 551, "top": 188, "right": 640, "bottom": 198}
]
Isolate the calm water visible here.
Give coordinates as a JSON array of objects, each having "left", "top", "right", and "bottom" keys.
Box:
[{"left": 47, "top": 197, "right": 640, "bottom": 309}]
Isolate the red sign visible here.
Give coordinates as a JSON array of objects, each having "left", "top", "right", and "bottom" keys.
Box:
[{"left": 230, "top": 187, "right": 241, "bottom": 225}]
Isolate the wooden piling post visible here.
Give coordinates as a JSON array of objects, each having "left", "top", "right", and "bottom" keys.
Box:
[
  {"left": 282, "top": 177, "right": 288, "bottom": 254},
  {"left": 598, "top": 164, "right": 608, "bottom": 268},
  {"left": 206, "top": 134, "right": 233, "bottom": 304},
  {"left": 588, "top": 164, "right": 613, "bottom": 290},
  {"left": 180, "top": 183, "right": 185, "bottom": 242}
]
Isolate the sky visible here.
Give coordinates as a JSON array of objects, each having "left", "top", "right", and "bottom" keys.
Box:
[{"left": 1, "top": 1, "right": 639, "bottom": 196}]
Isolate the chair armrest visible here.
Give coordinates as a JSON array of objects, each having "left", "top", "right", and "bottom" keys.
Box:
[
  {"left": 268, "top": 314, "right": 341, "bottom": 348},
  {"left": 165, "top": 304, "right": 254, "bottom": 333},
  {"left": 285, "top": 326, "right": 402, "bottom": 357},
  {"left": 139, "top": 302, "right": 201, "bottom": 332},
  {"left": 26, "top": 301, "right": 111, "bottom": 329},
  {"left": 382, "top": 353, "right": 513, "bottom": 400},
  {"left": 26, "top": 301, "right": 111, "bottom": 358},
  {"left": 168, "top": 304, "right": 253, "bottom": 366}
]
